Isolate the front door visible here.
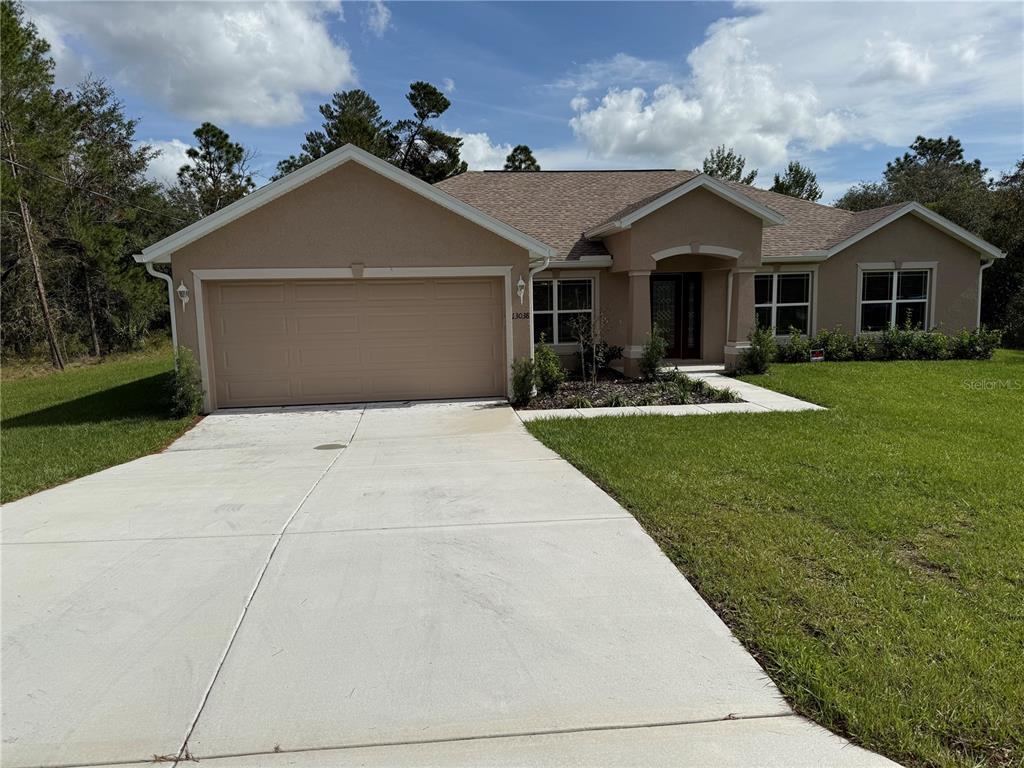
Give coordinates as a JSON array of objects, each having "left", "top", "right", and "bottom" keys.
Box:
[{"left": 650, "top": 273, "right": 702, "bottom": 359}]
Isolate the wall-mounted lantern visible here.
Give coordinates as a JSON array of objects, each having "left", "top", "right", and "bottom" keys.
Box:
[
  {"left": 516, "top": 275, "right": 526, "bottom": 305},
  {"left": 176, "top": 281, "right": 190, "bottom": 308}
]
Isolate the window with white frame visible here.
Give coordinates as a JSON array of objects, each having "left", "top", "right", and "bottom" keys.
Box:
[
  {"left": 533, "top": 278, "right": 593, "bottom": 344},
  {"left": 754, "top": 272, "right": 811, "bottom": 335},
  {"left": 860, "top": 269, "right": 929, "bottom": 332}
]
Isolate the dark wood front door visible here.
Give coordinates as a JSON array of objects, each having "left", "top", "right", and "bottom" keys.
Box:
[{"left": 651, "top": 273, "right": 702, "bottom": 359}]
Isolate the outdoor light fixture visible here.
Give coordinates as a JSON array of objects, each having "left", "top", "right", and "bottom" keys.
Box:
[
  {"left": 517, "top": 275, "right": 526, "bottom": 304},
  {"left": 176, "top": 281, "right": 190, "bottom": 308}
]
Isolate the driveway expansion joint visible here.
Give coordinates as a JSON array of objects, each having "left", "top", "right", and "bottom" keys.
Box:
[
  {"left": 169, "top": 407, "right": 367, "bottom": 766},
  {"left": 181, "top": 712, "right": 800, "bottom": 764}
]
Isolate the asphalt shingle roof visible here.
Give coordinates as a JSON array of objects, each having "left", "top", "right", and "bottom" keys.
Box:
[{"left": 436, "top": 170, "right": 909, "bottom": 260}]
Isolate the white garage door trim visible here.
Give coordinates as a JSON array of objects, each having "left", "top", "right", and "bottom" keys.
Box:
[{"left": 192, "top": 267, "right": 514, "bottom": 412}]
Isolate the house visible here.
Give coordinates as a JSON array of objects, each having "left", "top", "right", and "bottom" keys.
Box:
[{"left": 136, "top": 144, "right": 1004, "bottom": 412}]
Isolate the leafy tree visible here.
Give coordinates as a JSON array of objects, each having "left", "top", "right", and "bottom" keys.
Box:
[
  {"left": 275, "top": 89, "right": 396, "bottom": 177},
  {"left": 176, "top": 122, "right": 254, "bottom": 218},
  {"left": 982, "top": 158, "right": 1024, "bottom": 347},
  {"left": 2, "top": 2, "right": 186, "bottom": 364},
  {"left": 836, "top": 136, "right": 991, "bottom": 233},
  {"left": 504, "top": 144, "right": 540, "bottom": 171},
  {"left": 57, "top": 78, "right": 166, "bottom": 354},
  {"left": 1, "top": 0, "right": 76, "bottom": 365},
  {"left": 275, "top": 81, "right": 467, "bottom": 183},
  {"left": 703, "top": 145, "right": 757, "bottom": 184},
  {"left": 833, "top": 182, "right": 893, "bottom": 211},
  {"left": 393, "top": 81, "right": 466, "bottom": 182},
  {"left": 770, "top": 161, "right": 822, "bottom": 201}
]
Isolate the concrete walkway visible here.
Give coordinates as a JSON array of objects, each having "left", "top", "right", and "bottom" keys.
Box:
[{"left": 2, "top": 401, "right": 890, "bottom": 767}]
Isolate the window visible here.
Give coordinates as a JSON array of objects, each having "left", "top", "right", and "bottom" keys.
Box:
[
  {"left": 859, "top": 269, "right": 929, "bottom": 332},
  {"left": 533, "top": 278, "right": 593, "bottom": 344},
  {"left": 754, "top": 272, "right": 811, "bottom": 335}
]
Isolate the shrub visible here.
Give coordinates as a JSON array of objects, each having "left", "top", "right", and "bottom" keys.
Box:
[
  {"left": 811, "top": 328, "right": 855, "bottom": 362},
  {"left": 510, "top": 357, "right": 536, "bottom": 405},
  {"left": 879, "top": 324, "right": 919, "bottom": 360},
  {"left": 713, "top": 386, "right": 739, "bottom": 403},
  {"left": 605, "top": 391, "right": 632, "bottom": 407},
  {"left": 568, "top": 394, "right": 593, "bottom": 408},
  {"left": 948, "top": 327, "right": 1002, "bottom": 359},
  {"left": 579, "top": 340, "right": 624, "bottom": 380},
  {"left": 168, "top": 347, "right": 203, "bottom": 418},
  {"left": 852, "top": 333, "right": 878, "bottom": 361},
  {"left": 639, "top": 324, "right": 668, "bottom": 380},
  {"left": 768, "top": 325, "right": 1000, "bottom": 365},
  {"left": 910, "top": 330, "right": 949, "bottom": 360},
  {"left": 738, "top": 325, "right": 776, "bottom": 375},
  {"left": 777, "top": 328, "right": 812, "bottom": 363},
  {"left": 534, "top": 338, "right": 566, "bottom": 395}
]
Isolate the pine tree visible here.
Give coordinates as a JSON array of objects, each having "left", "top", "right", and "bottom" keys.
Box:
[
  {"left": 504, "top": 145, "right": 541, "bottom": 171},
  {"left": 702, "top": 145, "right": 757, "bottom": 184}
]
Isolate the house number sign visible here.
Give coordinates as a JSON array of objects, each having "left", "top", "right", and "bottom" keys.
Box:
[{"left": 512, "top": 311, "right": 530, "bottom": 320}]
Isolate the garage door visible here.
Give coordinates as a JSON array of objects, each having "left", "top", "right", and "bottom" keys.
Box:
[{"left": 204, "top": 278, "right": 505, "bottom": 407}]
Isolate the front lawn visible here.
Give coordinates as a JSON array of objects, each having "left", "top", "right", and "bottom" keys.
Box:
[
  {"left": 1, "top": 345, "right": 194, "bottom": 503},
  {"left": 526, "top": 351, "right": 1023, "bottom": 768}
]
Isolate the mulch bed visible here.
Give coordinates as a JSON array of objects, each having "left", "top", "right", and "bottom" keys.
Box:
[{"left": 519, "top": 376, "right": 738, "bottom": 410}]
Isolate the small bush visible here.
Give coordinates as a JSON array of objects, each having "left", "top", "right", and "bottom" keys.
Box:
[
  {"left": 510, "top": 357, "right": 536, "bottom": 405},
  {"left": 605, "top": 391, "right": 632, "bottom": 407},
  {"left": 812, "top": 328, "right": 855, "bottom": 362},
  {"left": 948, "top": 327, "right": 1002, "bottom": 359},
  {"left": 579, "top": 340, "right": 624, "bottom": 380},
  {"left": 534, "top": 337, "right": 566, "bottom": 395},
  {"left": 738, "top": 325, "right": 776, "bottom": 375},
  {"left": 852, "top": 333, "right": 878, "bottom": 361},
  {"left": 168, "top": 347, "right": 203, "bottom": 417},
  {"left": 640, "top": 324, "right": 668, "bottom": 380},
  {"left": 567, "top": 394, "right": 593, "bottom": 409},
  {"left": 879, "top": 324, "right": 919, "bottom": 360},
  {"left": 777, "top": 328, "right": 812, "bottom": 363},
  {"left": 767, "top": 325, "right": 1001, "bottom": 365}
]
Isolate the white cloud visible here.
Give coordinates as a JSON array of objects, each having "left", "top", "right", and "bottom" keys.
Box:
[
  {"left": 27, "top": 1, "right": 355, "bottom": 127},
  {"left": 569, "top": 95, "right": 589, "bottom": 113},
  {"left": 364, "top": 0, "right": 392, "bottom": 37},
  {"left": 443, "top": 77, "right": 456, "bottom": 94},
  {"left": 550, "top": 53, "right": 678, "bottom": 92},
  {"left": 566, "top": 2, "right": 1023, "bottom": 170},
  {"left": 143, "top": 138, "right": 193, "bottom": 186},
  {"left": 855, "top": 35, "right": 934, "bottom": 86},
  {"left": 452, "top": 131, "right": 512, "bottom": 170}
]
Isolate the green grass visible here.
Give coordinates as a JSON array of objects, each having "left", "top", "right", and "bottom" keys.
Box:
[
  {"left": 1, "top": 345, "right": 194, "bottom": 503},
  {"left": 527, "top": 351, "right": 1024, "bottom": 768}
]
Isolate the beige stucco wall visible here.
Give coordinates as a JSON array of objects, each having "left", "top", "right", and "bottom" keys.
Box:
[
  {"left": 817, "top": 214, "right": 983, "bottom": 333},
  {"left": 168, "top": 161, "right": 533, "bottom": 385},
  {"left": 624, "top": 188, "right": 764, "bottom": 271}
]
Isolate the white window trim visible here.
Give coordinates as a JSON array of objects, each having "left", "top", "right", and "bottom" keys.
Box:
[
  {"left": 191, "top": 266, "right": 513, "bottom": 413},
  {"left": 855, "top": 265, "right": 934, "bottom": 333},
  {"left": 754, "top": 270, "right": 814, "bottom": 337},
  {"left": 532, "top": 276, "right": 595, "bottom": 347}
]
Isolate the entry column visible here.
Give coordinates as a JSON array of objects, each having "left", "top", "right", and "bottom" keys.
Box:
[
  {"left": 725, "top": 268, "right": 756, "bottom": 370},
  {"left": 624, "top": 270, "right": 651, "bottom": 378}
]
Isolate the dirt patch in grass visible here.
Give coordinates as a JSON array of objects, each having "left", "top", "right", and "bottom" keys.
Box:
[{"left": 520, "top": 375, "right": 738, "bottom": 410}]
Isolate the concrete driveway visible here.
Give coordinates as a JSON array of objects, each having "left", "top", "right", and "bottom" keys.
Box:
[{"left": 1, "top": 401, "right": 895, "bottom": 767}]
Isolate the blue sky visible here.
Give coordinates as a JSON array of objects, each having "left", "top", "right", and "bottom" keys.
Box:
[{"left": 29, "top": 1, "right": 1024, "bottom": 202}]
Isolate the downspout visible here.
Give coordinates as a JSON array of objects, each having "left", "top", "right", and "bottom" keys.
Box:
[
  {"left": 527, "top": 251, "right": 551, "bottom": 360},
  {"left": 977, "top": 258, "right": 994, "bottom": 328},
  {"left": 143, "top": 260, "right": 179, "bottom": 370}
]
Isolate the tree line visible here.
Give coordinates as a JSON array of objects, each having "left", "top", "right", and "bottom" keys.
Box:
[{"left": 2, "top": 0, "right": 1021, "bottom": 371}]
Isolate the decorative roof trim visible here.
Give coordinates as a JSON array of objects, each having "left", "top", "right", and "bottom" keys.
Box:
[
  {"left": 135, "top": 144, "right": 557, "bottom": 264},
  {"left": 584, "top": 174, "right": 786, "bottom": 238}
]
